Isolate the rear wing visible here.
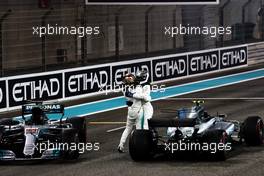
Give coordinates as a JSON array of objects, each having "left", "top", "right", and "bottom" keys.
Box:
[
  {"left": 22, "top": 103, "right": 64, "bottom": 116},
  {"left": 148, "top": 118, "right": 196, "bottom": 128}
]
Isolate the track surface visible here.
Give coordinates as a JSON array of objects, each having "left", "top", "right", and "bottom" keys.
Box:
[{"left": 1, "top": 70, "right": 264, "bottom": 176}]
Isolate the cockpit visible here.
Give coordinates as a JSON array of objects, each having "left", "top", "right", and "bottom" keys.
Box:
[
  {"left": 26, "top": 107, "right": 48, "bottom": 125},
  {"left": 177, "top": 105, "right": 209, "bottom": 122}
]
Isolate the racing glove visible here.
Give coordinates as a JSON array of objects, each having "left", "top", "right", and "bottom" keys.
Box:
[{"left": 125, "top": 91, "right": 134, "bottom": 98}]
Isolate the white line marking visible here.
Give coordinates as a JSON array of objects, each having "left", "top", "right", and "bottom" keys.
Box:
[
  {"left": 165, "top": 97, "right": 264, "bottom": 101},
  {"left": 107, "top": 126, "right": 126, "bottom": 133}
]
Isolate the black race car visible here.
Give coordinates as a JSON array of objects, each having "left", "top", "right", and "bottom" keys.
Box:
[{"left": 0, "top": 101, "right": 87, "bottom": 161}]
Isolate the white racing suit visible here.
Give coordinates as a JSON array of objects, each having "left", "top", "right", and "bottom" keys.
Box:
[
  {"left": 118, "top": 84, "right": 153, "bottom": 149},
  {"left": 133, "top": 84, "right": 153, "bottom": 129}
]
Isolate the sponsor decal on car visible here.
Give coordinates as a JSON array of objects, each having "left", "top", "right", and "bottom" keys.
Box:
[{"left": 25, "top": 128, "right": 39, "bottom": 135}]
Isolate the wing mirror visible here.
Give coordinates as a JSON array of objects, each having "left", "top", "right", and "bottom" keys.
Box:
[{"left": 218, "top": 114, "right": 227, "bottom": 118}]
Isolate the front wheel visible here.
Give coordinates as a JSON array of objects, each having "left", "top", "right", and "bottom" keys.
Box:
[
  {"left": 0, "top": 118, "right": 20, "bottom": 126},
  {"left": 242, "top": 116, "right": 264, "bottom": 146}
]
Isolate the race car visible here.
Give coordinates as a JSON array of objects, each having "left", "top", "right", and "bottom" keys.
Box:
[
  {"left": 0, "top": 101, "right": 87, "bottom": 161},
  {"left": 129, "top": 100, "right": 264, "bottom": 161}
]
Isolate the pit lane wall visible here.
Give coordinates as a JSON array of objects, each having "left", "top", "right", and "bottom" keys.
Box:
[
  {"left": 0, "top": 44, "right": 249, "bottom": 112},
  {"left": 248, "top": 42, "right": 264, "bottom": 65}
]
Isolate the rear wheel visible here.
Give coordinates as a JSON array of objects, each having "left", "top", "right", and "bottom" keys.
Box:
[
  {"left": 129, "top": 130, "right": 155, "bottom": 161},
  {"left": 65, "top": 134, "right": 80, "bottom": 160},
  {"left": 66, "top": 117, "right": 87, "bottom": 143},
  {"left": 202, "top": 130, "right": 228, "bottom": 161},
  {"left": 0, "top": 118, "right": 21, "bottom": 145},
  {"left": 242, "top": 116, "right": 264, "bottom": 146},
  {"left": 61, "top": 129, "right": 80, "bottom": 160}
]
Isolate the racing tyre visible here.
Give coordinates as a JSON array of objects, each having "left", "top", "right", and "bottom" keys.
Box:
[
  {"left": 202, "top": 130, "right": 229, "bottom": 161},
  {"left": 66, "top": 117, "right": 87, "bottom": 143},
  {"left": 0, "top": 118, "right": 20, "bottom": 142},
  {"left": 62, "top": 129, "right": 80, "bottom": 160},
  {"left": 66, "top": 134, "right": 80, "bottom": 160},
  {"left": 129, "top": 130, "right": 155, "bottom": 161},
  {"left": 242, "top": 116, "right": 264, "bottom": 146},
  {"left": 0, "top": 127, "right": 4, "bottom": 141},
  {"left": 0, "top": 118, "right": 20, "bottom": 126}
]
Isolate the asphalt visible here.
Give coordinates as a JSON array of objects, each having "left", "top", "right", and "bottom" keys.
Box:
[{"left": 1, "top": 66, "right": 264, "bottom": 176}]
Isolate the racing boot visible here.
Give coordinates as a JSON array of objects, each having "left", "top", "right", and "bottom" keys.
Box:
[{"left": 117, "top": 145, "right": 125, "bottom": 153}]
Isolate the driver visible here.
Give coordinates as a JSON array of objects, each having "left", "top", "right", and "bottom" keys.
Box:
[
  {"left": 30, "top": 107, "right": 47, "bottom": 125},
  {"left": 118, "top": 71, "right": 153, "bottom": 153},
  {"left": 118, "top": 73, "right": 143, "bottom": 153},
  {"left": 134, "top": 70, "right": 153, "bottom": 130}
]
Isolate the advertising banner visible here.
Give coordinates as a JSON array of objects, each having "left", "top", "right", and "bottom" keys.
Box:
[
  {"left": 8, "top": 73, "right": 63, "bottom": 107},
  {"left": 152, "top": 55, "right": 188, "bottom": 82},
  {"left": 64, "top": 66, "right": 111, "bottom": 97},
  {"left": 112, "top": 61, "right": 152, "bottom": 86},
  {"left": 188, "top": 50, "right": 219, "bottom": 75},
  {"left": 0, "top": 45, "right": 248, "bottom": 111},
  {"left": 220, "top": 46, "right": 248, "bottom": 69},
  {"left": 0, "top": 80, "right": 7, "bottom": 109}
]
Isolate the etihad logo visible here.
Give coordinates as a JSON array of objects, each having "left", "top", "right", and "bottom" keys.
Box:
[{"left": 11, "top": 78, "right": 61, "bottom": 103}]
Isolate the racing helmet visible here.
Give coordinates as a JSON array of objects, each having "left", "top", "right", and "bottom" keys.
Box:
[
  {"left": 31, "top": 107, "right": 45, "bottom": 125},
  {"left": 135, "top": 70, "right": 148, "bottom": 82},
  {"left": 122, "top": 73, "right": 136, "bottom": 85}
]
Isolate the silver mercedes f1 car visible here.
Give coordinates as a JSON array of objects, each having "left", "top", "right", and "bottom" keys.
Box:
[
  {"left": 129, "top": 100, "right": 264, "bottom": 161},
  {"left": 0, "top": 101, "right": 86, "bottom": 161}
]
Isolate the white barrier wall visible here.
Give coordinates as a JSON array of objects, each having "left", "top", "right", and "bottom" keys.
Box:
[
  {"left": 248, "top": 42, "right": 264, "bottom": 64},
  {"left": 0, "top": 44, "right": 249, "bottom": 112}
]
